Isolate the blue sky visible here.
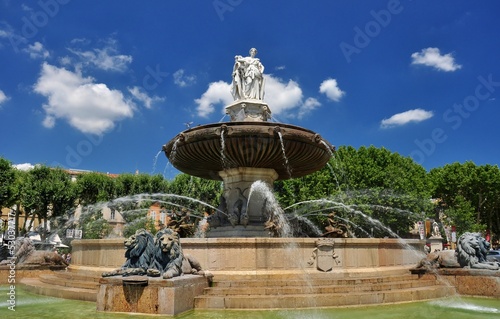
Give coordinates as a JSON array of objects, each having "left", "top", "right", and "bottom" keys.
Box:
[{"left": 1, "top": 1, "right": 499, "bottom": 179}]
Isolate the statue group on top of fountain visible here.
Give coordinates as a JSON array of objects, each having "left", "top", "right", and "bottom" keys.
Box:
[{"left": 231, "top": 48, "right": 265, "bottom": 101}]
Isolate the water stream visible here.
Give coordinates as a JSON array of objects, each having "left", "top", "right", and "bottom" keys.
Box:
[{"left": 277, "top": 131, "right": 292, "bottom": 178}]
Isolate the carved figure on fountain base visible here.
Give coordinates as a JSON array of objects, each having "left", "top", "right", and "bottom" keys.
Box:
[{"left": 307, "top": 239, "right": 340, "bottom": 272}]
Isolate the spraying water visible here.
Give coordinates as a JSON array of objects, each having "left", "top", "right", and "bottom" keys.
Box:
[{"left": 247, "top": 180, "right": 293, "bottom": 237}]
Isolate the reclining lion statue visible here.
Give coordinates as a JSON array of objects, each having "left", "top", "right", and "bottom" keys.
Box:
[
  {"left": 0, "top": 237, "right": 67, "bottom": 268},
  {"left": 147, "top": 228, "right": 204, "bottom": 279},
  {"left": 103, "top": 228, "right": 207, "bottom": 280},
  {"left": 456, "top": 232, "right": 499, "bottom": 270},
  {"left": 102, "top": 229, "right": 155, "bottom": 277},
  {"left": 415, "top": 232, "right": 499, "bottom": 271}
]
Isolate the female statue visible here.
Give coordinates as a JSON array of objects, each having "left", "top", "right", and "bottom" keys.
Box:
[{"left": 231, "top": 48, "right": 265, "bottom": 100}]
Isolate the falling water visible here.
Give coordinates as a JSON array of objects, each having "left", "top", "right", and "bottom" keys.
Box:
[
  {"left": 247, "top": 180, "right": 293, "bottom": 237},
  {"left": 277, "top": 131, "right": 292, "bottom": 178},
  {"left": 220, "top": 127, "right": 227, "bottom": 168},
  {"left": 320, "top": 140, "right": 334, "bottom": 157},
  {"left": 287, "top": 213, "right": 323, "bottom": 237},
  {"left": 218, "top": 114, "right": 228, "bottom": 122},
  {"left": 151, "top": 150, "right": 162, "bottom": 174},
  {"left": 169, "top": 138, "right": 180, "bottom": 163}
]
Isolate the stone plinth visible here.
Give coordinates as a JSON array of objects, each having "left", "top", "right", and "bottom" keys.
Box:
[
  {"left": 428, "top": 236, "right": 443, "bottom": 252},
  {"left": 436, "top": 268, "right": 500, "bottom": 297},
  {"left": 225, "top": 99, "right": 271, "bottom": 122},
  {"left": 96, "top": 275, "right": 209, "bottom": 316}
]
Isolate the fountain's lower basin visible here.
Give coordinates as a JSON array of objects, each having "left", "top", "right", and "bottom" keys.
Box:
[
  {"left": 70, "top": 237, "right": 423, "bottom": 271},
  {"left": 162, "top": 122, "right": 334, "bottom": 181}
]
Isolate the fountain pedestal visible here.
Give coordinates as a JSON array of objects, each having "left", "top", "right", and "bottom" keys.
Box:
[
  {"left": 219, "top": 167, "right": 277, "bottom": 227},
  {"left": 225, "top": 99, "right": 271, "bottom": 122},
  {"left": 428, "top": 236, "right": 443, "bottom": 252},
  {"left": 97, "top": 275, "right": 209, "bottom": 315}
]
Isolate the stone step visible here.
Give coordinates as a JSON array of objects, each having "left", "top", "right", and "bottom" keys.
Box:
[
  {"left": 46, "top": 269, "right": 102, "bottom": 283},
  {"left": 195, "top": 285, "right": 456, "bottom": 309},
  {"left": 38, "top": 273, "right": 99, "bottom": 290},
  {"left": 209, "top": 267, "right": 413, "bottom": 281},
  {"left": 204, "top": 278, "right": 439, "bottom": 296},
  {"left": 211, "top": 274, "right": 419, "bottom": 288},
  {"left": 20, "top": 277, "right": 97, "bottom": 302}
]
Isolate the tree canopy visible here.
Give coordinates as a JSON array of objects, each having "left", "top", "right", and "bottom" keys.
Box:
[{"left": 1, "top": 147, "right": 499, "bottom": 244}]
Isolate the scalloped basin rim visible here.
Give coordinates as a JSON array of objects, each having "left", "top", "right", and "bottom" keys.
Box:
[{"left": 163, "top": 122, "right": 334, "bottom": 181}]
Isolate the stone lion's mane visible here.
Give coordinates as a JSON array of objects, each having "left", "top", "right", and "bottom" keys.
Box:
[
  {"left": 149, "top": 228, "right": 184, "bottom": 278},
  {"left": 102, "top": 229, "right": 155, "bottom": 277},
  {"left": 123, "top": 229, "right": 155, "bottom": 269},
  {"left": 456, "top": 232, "right": 491, "bottom": 268}
]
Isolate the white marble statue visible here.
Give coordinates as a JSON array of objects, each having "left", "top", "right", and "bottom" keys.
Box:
[
  {"left": 231, "top": 48, "right": 265, "bottom": 100},
  {"left": 431, "top": 221, "right": 442, "bottom": 238}
]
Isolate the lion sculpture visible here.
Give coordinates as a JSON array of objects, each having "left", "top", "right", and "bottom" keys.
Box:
[
  {"left": 456, "top": 232, "right": 499, "bottom": 270},
  {"left": 102, "top": 229, "right": 155, "bottom": 277},
  {"left": 147, "top": 228, "right": 204, "bottom": 279},
  {"left": 415, "top": 232, "right": 499, "bottom": 271},
  {"left": 0, "top": 237, "right": 67, "bottom": 267}
]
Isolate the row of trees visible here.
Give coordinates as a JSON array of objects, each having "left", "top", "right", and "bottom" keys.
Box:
[{"left": 1, "top": 145, "right": 499, "bottom": 243}]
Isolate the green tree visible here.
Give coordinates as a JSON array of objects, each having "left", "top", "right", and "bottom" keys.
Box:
[
  {"left": 21, "top": 166, "right": 76, "bottom": 239},
  {"left": 429, "top": 162, "right": 500, "bottom": 238},
  {"left": 169, "top": 174, "right": 222, "bottom": 211},
  {"left": 276, "top": 146, "right": 432, "bottom": 238},
  {"left": 0, "top": 157, "right": 15, "bottom": 209},
  {"left": 74, "top": 172, "right": 117, "bottom": 239},
  {"left": 75, "top": 172, "right": 116, "bottom": 204}
]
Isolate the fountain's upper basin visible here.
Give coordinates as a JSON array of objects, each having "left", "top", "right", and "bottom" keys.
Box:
[{"left": 163, "top": 122, "right": 334, "bottom": 181}]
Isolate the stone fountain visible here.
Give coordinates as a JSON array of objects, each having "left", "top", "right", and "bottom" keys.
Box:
[
  {"left": 162, "top": 47, "right": 335, "bottom": 237},
  {"left": 18, "top": 48, "right": 470, "bottom": 316}
]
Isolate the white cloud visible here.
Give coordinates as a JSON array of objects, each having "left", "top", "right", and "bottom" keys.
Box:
[
  {"left": 195, "top": 75, "right": 322, "bottom": 119},
  {"left": 263, "top": 75, "right": 304, "bottom": 115},
  {"left": 0, "top": 89, "right": 9, "bottom": 106},
  {"left": 68, "top": 39, "right": 132, "bottom": 72},
  {"left": 173, "top": 69, "right": 196, "bottom": 87},
  {"left": 381, "top": 108, "right": 434, "bottom": 128},
  {"left": 195, "top": 81, "right": 233, "bottom": 118},
  {"left": 319, "top": 78, "right": 345, "bottom": 102},
  {"left": 411, "top": 47, "right": 462, "bottom": 72},
  {"left": 298, "top": 97, "right": 321, "bottom": 119},
  {"left": 23, "top": 41, "right": 49, "bottom": 59},
  {"left": 34, "top": 63, "right": 135, "bottom": 135},
  {"left": 14, "top": 163, "right": 34, "bottom": 171},
  {"left": 128, "top": 86, "right": 165, "bottom": 109}
]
